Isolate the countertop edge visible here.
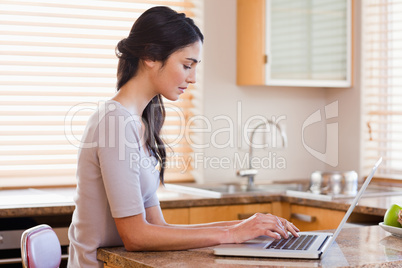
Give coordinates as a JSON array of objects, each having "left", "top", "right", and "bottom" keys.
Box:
[{"left": 97, "top": 226, "right": 402, "bottom": 268}]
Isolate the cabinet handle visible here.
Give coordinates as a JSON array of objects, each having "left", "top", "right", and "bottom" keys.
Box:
[
  {"left": 238, "top": 212, "right": 270, "bottom": 220},
  {"left": 290, "top": 213, "right": 316, "bottom": 223}
]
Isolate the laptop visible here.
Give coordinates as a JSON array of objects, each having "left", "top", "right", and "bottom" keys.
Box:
[{"left": 213, "top": 157, "right": 383, "bottom": 259}]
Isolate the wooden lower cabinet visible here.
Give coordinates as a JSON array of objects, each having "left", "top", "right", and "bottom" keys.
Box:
[
  {"left": 162, "top": 208, "right": 190, "bottom": 224},
  {"left": 162, "top": 203, "right": 346, "bottom": 231},
  {"left": 162, "top": 204, "right": 272, "bottom": 225},
  {"left": 288, "top": 204, "right": 345, "bottom": 231},
  {"left": 189, "top": 203, "right": 272, "bottom": 224}
]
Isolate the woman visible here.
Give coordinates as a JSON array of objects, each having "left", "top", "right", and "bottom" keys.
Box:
[{"left": 68, "top": 6, "right": 299, "bottom": 267}]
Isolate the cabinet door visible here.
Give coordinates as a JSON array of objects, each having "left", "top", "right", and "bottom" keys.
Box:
[
  {"left": 189, "top": 203, "right": 272, "bottom": 224},
  {"left": 237, "top": 0, "right": 352, "bottom": 87},
  {"left": 162, "top": 208, "right": 190, "bottom": 224},
  {"left": 289, "top": 204, "right": 345, "bottom": 231},
  {"left": 237, "top": 0, "right": 266, "bottom": 85}
]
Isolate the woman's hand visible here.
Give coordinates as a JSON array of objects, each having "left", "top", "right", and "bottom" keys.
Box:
[{"left": 227, "top": 213, "right": 300, "bottom": 244}]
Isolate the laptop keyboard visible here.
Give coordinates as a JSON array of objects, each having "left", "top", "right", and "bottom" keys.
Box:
[{"left": 266, "top": 235, "right": 318, "bottom": 250}]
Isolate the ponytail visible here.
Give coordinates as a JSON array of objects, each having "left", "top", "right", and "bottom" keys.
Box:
[{"left": 115, "top": 6, "right": 203, "bottom": 183}]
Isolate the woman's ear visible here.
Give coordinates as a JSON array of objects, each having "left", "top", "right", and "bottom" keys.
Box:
[{"left": 143, "top": 59, "right": 157, "bottom": 69}]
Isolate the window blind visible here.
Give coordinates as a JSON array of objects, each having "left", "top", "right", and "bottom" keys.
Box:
[
  {"left": 0, "top": 0, "right": 202, "bottom": 188},
  {"left": 270, "top": 0, "right": 348, "bottom": 80},
  {"left": 362, "top": 0, "right": 402, "bottom": 179}
]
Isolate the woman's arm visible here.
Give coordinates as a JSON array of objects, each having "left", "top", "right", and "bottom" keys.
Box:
[
  {"left": 115, "top": 212, "right": 231, "bottom": 251},
  {"left": 114, "top": 205, "right": 299, "bottom": 252}
]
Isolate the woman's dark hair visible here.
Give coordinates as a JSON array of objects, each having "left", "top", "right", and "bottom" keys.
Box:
[{"left": 115, "top": 6, "right": 204, "bottom": 184}]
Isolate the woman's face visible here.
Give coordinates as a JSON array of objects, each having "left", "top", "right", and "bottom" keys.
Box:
[{"left": 152, "top": 40, "right": 202, "bottom": 101}]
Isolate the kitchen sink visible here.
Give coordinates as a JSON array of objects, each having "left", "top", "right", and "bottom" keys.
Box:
[{"left": 165, "top": 182, "right": 305, "bottom": 198}]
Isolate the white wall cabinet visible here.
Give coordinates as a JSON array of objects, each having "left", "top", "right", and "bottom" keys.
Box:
[{"left": 237, "top": 0, "right": 352, "bottom": 87}]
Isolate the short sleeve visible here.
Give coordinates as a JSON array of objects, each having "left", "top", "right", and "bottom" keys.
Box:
[
  {"left": 96, "top": 109, "right": 146, "bottom": 218},
  {"left": 144, "top": 191, "right": 160, "bottom": 209}
]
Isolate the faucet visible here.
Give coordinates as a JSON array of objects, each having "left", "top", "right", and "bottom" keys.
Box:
[{"left": 237, "top": 120, "right": 287, "bottom": 190}]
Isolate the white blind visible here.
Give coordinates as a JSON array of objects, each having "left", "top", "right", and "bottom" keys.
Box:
[
  {"left": 270, "top": 0, "right": 348, "bottom": 80},
  {"left": 0, "top": 0, "right": 202, "bottom": 188},
  {"left": 362, "top": 0, "right": 402, "bottom": 179}
]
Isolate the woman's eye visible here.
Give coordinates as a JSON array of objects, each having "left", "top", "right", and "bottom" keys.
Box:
[{"left": 183, "top": 65, "right": 192, "bottom": 70}]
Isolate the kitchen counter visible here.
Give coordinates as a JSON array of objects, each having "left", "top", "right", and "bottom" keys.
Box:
[
  {"left": 1, "top": 182, "right": 402, "bottom": 218},
  {"left": 97, "top": 225, "right": 402, "bottom": 268},
  {"left": 157, "top": 183, "right": 402, "bottom": 217},
  {"left": 0, "top": 187, "right": 76, "bottom": 218},
  {"left": 1, "top": 182, "right": 402, "bottom": 266}
]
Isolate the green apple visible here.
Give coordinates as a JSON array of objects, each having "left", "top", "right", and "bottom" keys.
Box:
[{"left": 384, "top": 204, "right": 402, "bottom": 228}]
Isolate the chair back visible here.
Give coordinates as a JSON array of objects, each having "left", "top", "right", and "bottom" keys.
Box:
[{"left": 21, "top": 224, "right": 61, "bottom": 268}]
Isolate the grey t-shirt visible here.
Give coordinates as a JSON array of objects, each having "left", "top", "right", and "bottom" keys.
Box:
[{"left": 68, "top": 100, "right": 160, "bottom": 267}]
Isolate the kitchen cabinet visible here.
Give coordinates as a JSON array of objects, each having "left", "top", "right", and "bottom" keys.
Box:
[
  {"left": 163, "top": 208, "right": 190, "bottom": 224},
  {"left": 163, "top": 202, "right": 347, "bottom": 231},
  {"left": 163, "top": 204, "right": 272, "bottom": 225},
  {"left": 237, "top": 0, "right": 352, "bottom": 87},
  {"left": 288, "top": 204, "right": 345, "bottom": 231},
  {"left": 189, "top": 203, "right": 272, "bottom": 224}
]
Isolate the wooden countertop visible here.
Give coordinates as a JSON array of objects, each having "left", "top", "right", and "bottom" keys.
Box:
[{"left": 97, "top": 225, "right": 402, "bottom": 268}]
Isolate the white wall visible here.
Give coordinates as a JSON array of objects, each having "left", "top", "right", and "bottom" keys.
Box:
[
  {"left": 327, "top": 0, "right": 362, "bottom": 175},
  {"left": 198, "top": 0, "right": 361, "bottom": 184}
]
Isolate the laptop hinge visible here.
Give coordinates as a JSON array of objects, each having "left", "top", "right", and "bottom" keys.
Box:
[{"left": 317, "top": 235, "right": 331, "bottom": 251}]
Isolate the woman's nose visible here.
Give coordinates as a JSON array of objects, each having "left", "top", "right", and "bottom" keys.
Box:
[{"left": 186, "top": 70, "right": 196, "bottom": 84}]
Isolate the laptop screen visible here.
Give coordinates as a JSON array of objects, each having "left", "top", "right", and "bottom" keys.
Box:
[{"left": 321, "top": 157, "right": 382, "bottom": 257}]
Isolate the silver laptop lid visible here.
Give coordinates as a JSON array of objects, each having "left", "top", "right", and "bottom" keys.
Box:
[{"left": 321, "top": 157, "right": 382, "bottom": 257}]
